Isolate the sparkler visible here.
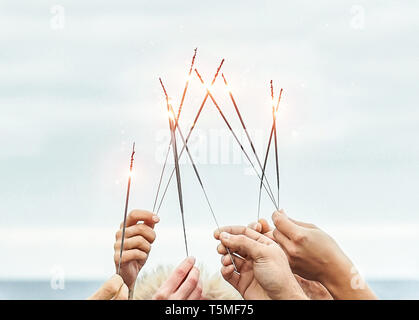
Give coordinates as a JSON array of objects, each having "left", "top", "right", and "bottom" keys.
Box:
[
  {"left": 271, "top": 81, "right": 280, "bottom": 206},
  {"left": 117, "top": 142, "right": 135, "bottom": 275},
  {"left": 152, "top": 48, "right": 198, "bottom": 213},
  {"left": 221, "top": 73, "right": 278, "bottom": 208},
  {"left": 155, "top": 59, "right": 224, "bottom": 214},
  {"left": 160, "top": 77, "right": 238, "bottom": 272},
  {"left": 257, "top": 85, "right": 283, "bottom": 220},
  {"left": 194, "top": 68, "right": 279, "bottom": 210},
  {"left": 160, "top": 78, "right": 189, "bottom": 257}
]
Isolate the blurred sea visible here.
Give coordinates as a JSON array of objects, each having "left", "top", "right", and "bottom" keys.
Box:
[{"left": 1, "top": 280, "right": 419, "bottom": 300}]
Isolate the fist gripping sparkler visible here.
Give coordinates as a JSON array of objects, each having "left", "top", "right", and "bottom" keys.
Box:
[{"left": 117, "top": 142, "right": 136, "bottom": 275}]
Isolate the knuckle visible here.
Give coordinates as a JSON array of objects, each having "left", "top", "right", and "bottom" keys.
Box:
[
  {"left": 188, "top": 276, "right": 198, "bottom": 287},
  {"left": 293, "top": 230, "right": 306, "bottom": 243},
  {"left": 175, "top": 267, "right": 187, "bottom": 279},
  {"left": 149, "top": 229, "right": 157, "bottom": 242},
  {"left": 136, "top": 250, "right": 147, "bottom": 261},
  {"left": 287, "top": 245, "right": 299, "bottom": 258},
  {"left": 113, "top": 253, "right": 119, "bottom": 263},
  {"left": 129, "top": 209, "right": 138, "bottom": 218},
  {"left": 113, "top": 241, "right": 120, "bottom": 251}
]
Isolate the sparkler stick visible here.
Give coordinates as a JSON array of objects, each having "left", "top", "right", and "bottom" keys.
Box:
[
  {"left": 194, "top": 68, "right": 279, "bottom": 210},
  {"left": 257, "top": 87, "right": 283, "bottom": 220},
  {"left": 166, "top": 101, "right": 238, "bottom": 272},
  {"left": 271, "top": 82, "right": 280, "bottom": 206},
  {"left": 155, "top": 60, "right": 224, "bottom": 214},
  {"left": 160, "top": 78, "right": 189, "bottom": 257},
  {"left": 221, "top": 73, "right": 277, "bottom": 206},
  {"left": 117, "top": 142, "right": 135, "bottom": 275},
  {"left": 152, "top": 48, "right": 198, "bottom": 213}
]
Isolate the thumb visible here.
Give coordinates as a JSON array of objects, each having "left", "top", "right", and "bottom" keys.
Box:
[{"left": 220, "top": 232, "right": 262, "bottom": 260}]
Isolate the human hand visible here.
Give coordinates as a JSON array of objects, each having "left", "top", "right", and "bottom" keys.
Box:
[
  {"left": 152, "top": 257, "right": 203, "bottom": 300},
  {"left": 114, "top": 209, "right": 159, "bottom": 290},
  {"left": 214, "top": 226, "right": 308, "bottom": 300},
  {"left": 271, "top": 210, "right": 377, "bottom": 299},
  {"left": 87, "top": 274, "right": 128, "bottom": 300},
  {"left": 248, "top": 219, "right": 332, "bottom": 300}
]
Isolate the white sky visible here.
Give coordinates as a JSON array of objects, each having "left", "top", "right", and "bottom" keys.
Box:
[{"left": 0, "top": 0, "right": 418, "bottom": 280}]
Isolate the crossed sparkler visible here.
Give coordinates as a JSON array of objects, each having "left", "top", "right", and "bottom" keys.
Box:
[{"left": 118, "top": 49, "right": 283, "bottom": 274}]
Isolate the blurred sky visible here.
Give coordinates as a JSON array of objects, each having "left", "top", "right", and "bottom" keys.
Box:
[{"left": 0, "top": 0, "right": 419, "bottom": 281}]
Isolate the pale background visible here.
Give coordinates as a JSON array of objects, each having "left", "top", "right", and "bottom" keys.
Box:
[{"left": 1, "top": 0, "right": 419, "bottom": 298}]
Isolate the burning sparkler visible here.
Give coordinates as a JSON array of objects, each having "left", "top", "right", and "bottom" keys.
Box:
[
  {"left": 117, "top": 142, "right": 135, "bottom": 275},
  {"left": 155, "top": 59, "right": 224, "bottom": 213},
  {"left": 257, "top": 85, "right": 283, "bottom": 220},
  {"left": 160, "top": 78, "right": 189, "bottom": 257},
  {"left": 194, "top": 68, "right": 279, "bottom": 210},
  {"left": 221, "top": 73, "right": 279, "bottom": 210},
  {"left": 160, "top": 77, "right": 238, "bottom": 272},
  {"left": 152, "top": 48, "right": 198, "bottom": 213}
]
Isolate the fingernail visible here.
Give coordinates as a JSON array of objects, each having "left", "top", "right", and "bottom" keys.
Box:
[
  {"left": 220, "top": 232, "right": 230, "bottom": 240},
  {"left": 186, "top": 256, "right": 196, "bottom": 264},
  {"left": 152, "top": 215, "right": 160, "bottom": 222},
  {"left": 249, "top": 222, "right": 257, "bottom": 230}
]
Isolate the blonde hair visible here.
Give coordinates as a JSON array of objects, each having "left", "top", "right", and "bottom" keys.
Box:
[{"left": 133, "top": 265, "right": 242, "bottom": 300}]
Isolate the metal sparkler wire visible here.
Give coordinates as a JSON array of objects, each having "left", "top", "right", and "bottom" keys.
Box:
[
  {"left": 160, "top": 78, "right": 189, "bottom": 257},
  {"left": 152, "top": 48, "right": 198, "bottom": 213},
  {"left": 194, "top": 68, "right": 279, "bottom": 210},
  {"left": 165, "top": 102, "right": 238, "bottom": 272},
  {"left": 221, "top": 73, "right": 278, "bottom": 208},
  {"left": 155, "top": 60, "right": 224, "bottom": 214},
  {"left": 257, "top": 87, "right": 283, "bottom": 220},
  {"left": 117, "top": 142, "right": 135, "bottom": 275}
]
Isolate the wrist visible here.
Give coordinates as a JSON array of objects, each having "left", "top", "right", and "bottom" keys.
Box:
[
  {"left": 269, "top": 277, "right": 309, "bottom": 300},
  {"left": 320, "top": 259, "right": 376, "bottom": 300}
]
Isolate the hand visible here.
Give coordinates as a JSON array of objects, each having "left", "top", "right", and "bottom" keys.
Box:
[
  {"left": 153, "top": 257, "right": 203, "bottom": 300},
  {"left": 248, "top": 220, "right": 332, "bottom": 300},
  {"left": 87, "top": 274, "right": 128, "bottom": 300},
  {"left": 114, "top": 209, "right": 160, "bottom": 290},
  {"left": 271, "top": 210, "right": 377, "bottom": 299},
  {"left": 214, "top": 226, "right": 308, "bottom": 300}
]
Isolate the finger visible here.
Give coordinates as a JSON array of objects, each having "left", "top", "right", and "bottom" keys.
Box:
[
  {"left": 116, "top": 224, "right": 157, "bottom": 243},
  {"left": 219, "top": 232, "right": 264, "bottom": 260},
  {"left": 248, "top": 222, "right": 262, "bottom": 233},
  {"left": 272, "top": 229, "right": 292, "bottom": 251},
  {"left": 215, "top": 226, "right": 274, "bottom": 245},
  {"left": 217, "top": 242, "right": 228, "bottom": 255},
  {"left": 271, "top": 210, "right": 301, "bottom": 240},
  {"left": 258, "top": 218, "right": 273, "bottom": 233},
  {"left": 172, "top": 267, "right": 200, "bottom": 300},
  {"left": 222, "top": 254, "right": 245, "bottom": 272},
  {"left": 88, "top": 274, "right": 123, "bottom": 300},
  {"left": 187, "top": 279, "right": 203, "bottom": 300},
  {"left": 161, "top": 256, "right": 195, "bottom": 293},
  {"left": 113, "top": 283, "right": 129, "bottom": 300},
  {"left": 221, "top": 265, "right": 240, "bottom": 288},
  {"left": 122, "top": 210, "right": 160, "bottom": 228},
  {"left": 288, "top": 217, "right": 317, "bottom": 229},
  {"left": 262, "top": 230, "right": 275, "bottom": 241},
  {"left": 114, "top": 249, "right": 147, "bottom": 265},
  {"left": 114, "top": 236, "right": 151, "bottom": 253}
]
